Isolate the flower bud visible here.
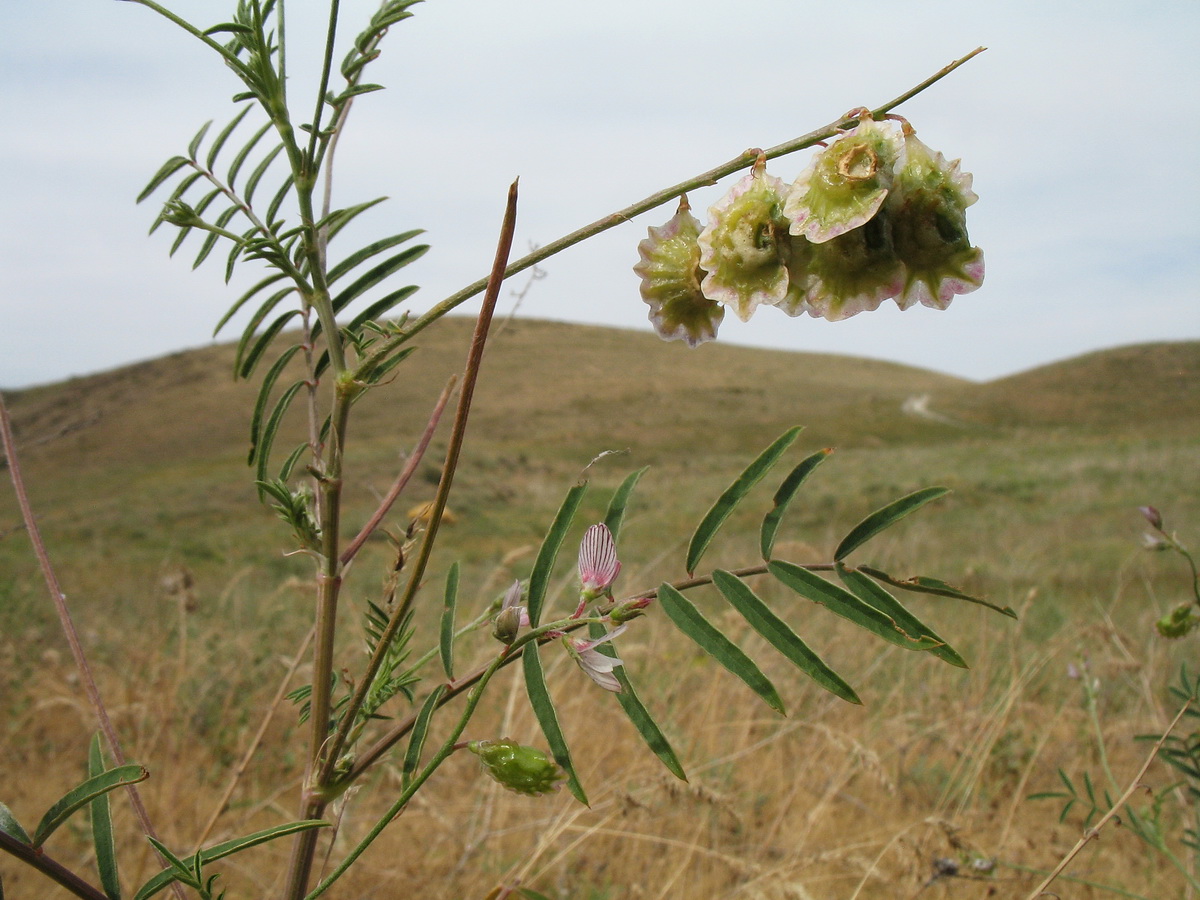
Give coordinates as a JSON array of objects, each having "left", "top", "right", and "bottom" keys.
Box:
[
  {"left": 492, "top": 605, "right": 523, "bottom": 644},
  {"left": 467, "top": 739, "right": 565, "bottom": 796},
  {"left": 609, "top": 596, "right": 652, "bottom": 625},
  {"left": 634, "top": 197, "right": 724, "bottom": 346},
  {"left": 1138, "top": 505, "right": 1163, "bottom": 530}
]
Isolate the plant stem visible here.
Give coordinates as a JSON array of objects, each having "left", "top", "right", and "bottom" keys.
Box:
[
  {"left": 302, "top": 644, "right": 516, "bottom": 900},
  {"left": 282, "top": 179, "right": 520, "bottom": 900},
  {"left": 0, "top": 831, "right": 108, "bottom": 900},
  {"left": 1024, "top": 699, "right": 1192, "bottom": 900},
  {"left": 0, "top": 395, "right": 187, "bottom": 900}
]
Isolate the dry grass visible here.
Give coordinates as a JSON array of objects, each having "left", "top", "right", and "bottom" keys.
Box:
[{"left": 1, "top": 326, "right": 1198, "bottom": 898}]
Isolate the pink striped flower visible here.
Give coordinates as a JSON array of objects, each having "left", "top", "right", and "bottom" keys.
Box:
[
  {"left": 564, "top": 624, "right": 628, "bottom": 693},
  {"left": 577, "top": 523, "right": 621, "bottom": 604}
]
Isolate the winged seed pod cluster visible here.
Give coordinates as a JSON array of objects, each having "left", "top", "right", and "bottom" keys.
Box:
[{"left": 634, "top": 112, "right": 984, "bottom": 346}]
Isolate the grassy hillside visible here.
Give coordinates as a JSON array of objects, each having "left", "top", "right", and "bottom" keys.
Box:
[{"left": 1, "top": 325, "right": 1197, "bottom": 899}]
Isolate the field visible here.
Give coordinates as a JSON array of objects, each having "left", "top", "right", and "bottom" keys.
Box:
[{"left": 2, "top": 320, "right": 1198, "bottom": 898}]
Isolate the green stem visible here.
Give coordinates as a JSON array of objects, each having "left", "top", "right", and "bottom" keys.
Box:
[
  {"left": 280, "top": 392, "right": 351, "bottom": 900},
  {"left": 319, "top": 180, "right": 520, "bottom": 783},
  {"left": 356, "top": 46, "right": 986, "bottom": 374},
  {"left": 303, "top": 613, "right": 602, "bottom": 900},
  {"left": 302, "top": 643, "right": 516, "bottom": 900},
  {"left": 305, "top": 0, "right": 343, "bottom": 168}
]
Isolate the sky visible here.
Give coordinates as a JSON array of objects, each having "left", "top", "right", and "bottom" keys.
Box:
[{"left": 1, "top": 0, "right": 1197, "bottom": 389}]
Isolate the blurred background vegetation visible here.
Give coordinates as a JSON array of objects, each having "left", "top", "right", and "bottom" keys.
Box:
[{"left": 2, "top": 321, "right": 1196, "bottom": 898}]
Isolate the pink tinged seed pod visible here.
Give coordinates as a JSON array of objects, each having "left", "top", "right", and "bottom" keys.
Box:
[
  {"left": 633, "top": 196, "right": 725, "bottom": 347},
  {"left": 888, "top": 130, "right": 984, "bottom": 311},
  {"left": 697, "top": 158, "right": 793, "bottom": 322},
  {"left": 771, "top": 231, "right": 816, "bottom": 318},
  {"left": 564, "top": 624, "right": 628, "bottom": 693},
  {"left": 784, "top": 116, "right": 905, "bottom": 244},
  {"left": 802, "top": 210, "right": 905, "bottom": 321}
]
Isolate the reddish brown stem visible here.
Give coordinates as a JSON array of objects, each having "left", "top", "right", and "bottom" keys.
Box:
[{"left": 0, "top": 393, "right": 186, "bottom": 900}]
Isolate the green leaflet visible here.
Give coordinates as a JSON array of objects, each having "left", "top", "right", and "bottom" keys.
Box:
[
  {"left": 440, "top": 563, "right": 459, "bottom": 679},
  {"left": 833, "top": 486, "right": 949, "bottom": 562},
  {"left": 403, "top": 686, "right": 446, "bottom": 789},
  {"left": 836, "top": 564, "right": 967, "bottom": 668},
  {"left": 88, "top": 736, "right": 122, "bottom": 900},
  {"left": 858, "top": 566, "right": 1017, "bottom": 618},
  {"left": 712, "top": 570, "right": 860, "bottom": 704},
  {"left": 33, "top": 764, "right": 148, "bottom": 848},
  {"left": 133, "top": 821, "right": 329, "bottom": 900},
  {"left": 0, "top": 802, "right": 31, "bottom": 845},
  {"left": 522, "top": 642, "right": 587, "bottom": 805},
  {"left": 656, "top": 583, "right": 784, "bottom": 714},
  {"left": 760, "top": 448, "right": 832, "bottom": 560},
  {"left": 603, "top": 466, "right": 649, "bottom": 542},
  {"left": 687, "top": 426, "right": 803, "bottom": 575},
  {"left": 768, "top": 560, "right": 939, "bottom": 652},
  {"left": 587, "top": 621, "right": 686, "bottom": 780},
  {"left": 527, "top": 482, "right": 588, "bottom": 626}
]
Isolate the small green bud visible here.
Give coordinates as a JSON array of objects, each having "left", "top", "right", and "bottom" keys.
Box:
[
  {"left": 492, "top": 605, "right": 522, "bottom": 644},
  {"left": 1155, "top": 604, "right": 1199, "bottom": 639},
  {"left": 467, "top": 739, "right": 565, "bottom": 796}
]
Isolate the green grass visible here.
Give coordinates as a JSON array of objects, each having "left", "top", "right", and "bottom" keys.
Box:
[{"left": 1, "top": 322, "right": 1197, "bottom": 898}]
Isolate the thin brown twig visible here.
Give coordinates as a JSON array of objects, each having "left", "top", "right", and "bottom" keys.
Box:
[
  {"left": 1023, "top": 699, "right": 1193, "bottom": 900},
  {"left": 339, "top": 375, "right": 458, "bottom": 566},
  {"left": 297, "top": 178, "right": 523, "bottom": 900},
  {"left": 0, "top": 393, "right": 187, "bottom": 900}
]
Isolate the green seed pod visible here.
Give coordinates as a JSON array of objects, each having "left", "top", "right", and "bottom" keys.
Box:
[
  {"left": 697, "top": 159, "right": 792, "bottom": 322},
  {"left": 888, "top": 129, "right": 984, "bottom": 310},
  {"left": 467, "top": 739, "right": 565, "bottom": 796},
  {"left": 785, "top": 116, "right": 904, "bottom": 244},
  {"left": 802, "top": 209, "right": 905, "bottom": 321},
  {"left": 633, "top": 196, "right": 724, "bottom": 346}
]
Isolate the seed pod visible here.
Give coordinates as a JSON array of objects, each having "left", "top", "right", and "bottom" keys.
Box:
[
  {"left": 888, "top": 129, "right": 984, "bottom": 310},
  {"left": 697, "top": 159, "right": 792, "bottom": 322},
  {"left": 785, "top": 116, "right": 904, "bottom": 244},
  {"left": 802, "top": 209, "right": 905, "bottom": 321},
  {"left": 467, "top": 739, "right": 565, "bottom": 796},
  {"left": 634, "top": 196, "right": 724, "bottom": 346}
]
